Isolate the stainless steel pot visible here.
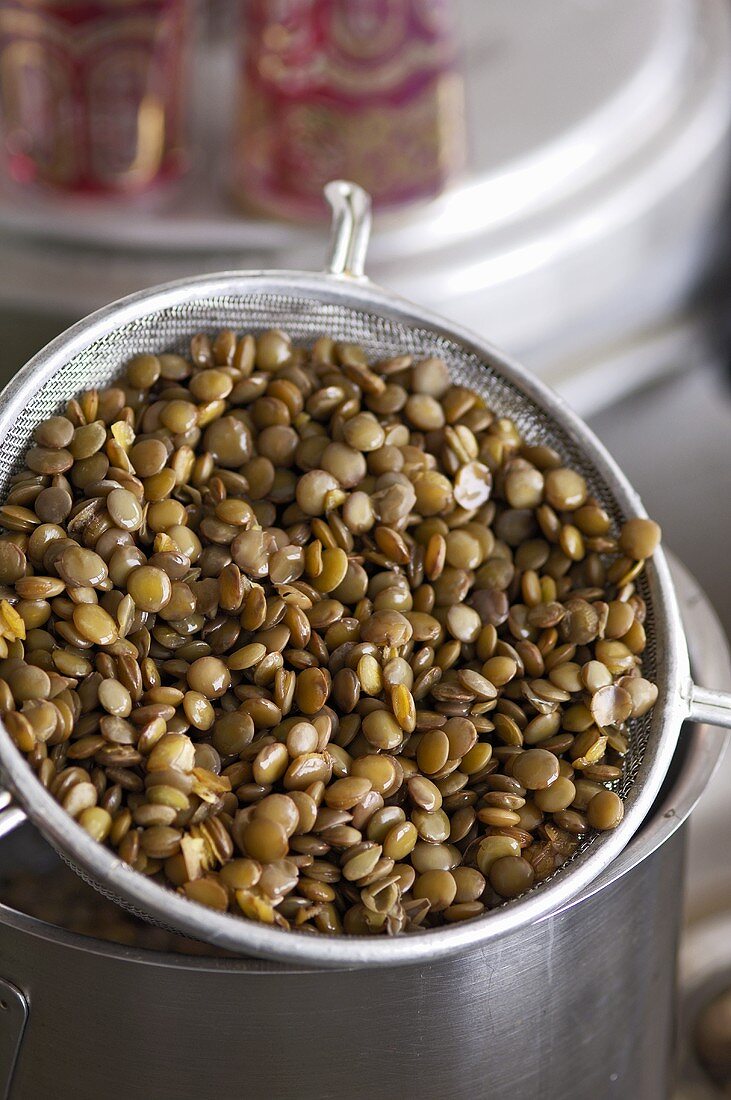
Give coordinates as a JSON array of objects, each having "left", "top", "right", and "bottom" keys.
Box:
[{"left": 0, "top": 556, "right": 725, "bottom": 1100}]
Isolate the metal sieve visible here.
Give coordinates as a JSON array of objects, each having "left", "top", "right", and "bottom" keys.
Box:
[{"left": 0, "top": 180, "right": 730, "bottom": 969}]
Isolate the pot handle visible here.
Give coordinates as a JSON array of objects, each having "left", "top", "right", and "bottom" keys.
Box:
[
  {"left": 0, "top": 786, "right": 25, "bottom": 840},
  {"left": 324, "top": 180, "right": 372, "bottom": 279}
]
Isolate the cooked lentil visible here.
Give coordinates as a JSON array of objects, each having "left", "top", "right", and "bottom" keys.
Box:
[{"left": 0, "top": 329, "right": 661, "bottom": 937}]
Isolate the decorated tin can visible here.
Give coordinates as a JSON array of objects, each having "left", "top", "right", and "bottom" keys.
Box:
[
  {"left": 232, "top": 0, "right": 465, "bottom": 219},
  {"left": 0, "top": 0, "right": 192, "bottom": 194}
]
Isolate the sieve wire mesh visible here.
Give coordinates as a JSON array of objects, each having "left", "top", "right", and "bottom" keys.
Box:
[{"left": 0, "top": 287, "right": 658, "bottom": 944}]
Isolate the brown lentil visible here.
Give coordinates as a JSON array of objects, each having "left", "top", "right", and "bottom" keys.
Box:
[
  {"left": 619, "top": 517, "right": 662, "bottom": 561},
  {"left": 413, "top": 869, "right": 456, "bottom": 912},
  {"left": 489, "top": 856, "right": 535, "bottom": 898},
  {"left": 587, "top": 789, "right": 625, "bottom": 831},
  {"left": 511, "top": 749, "right": 560, "bottom": 791}
]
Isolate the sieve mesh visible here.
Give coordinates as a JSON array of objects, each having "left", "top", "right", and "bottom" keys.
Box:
[{"left": 0, "top": 284, "right": 661, "bottom": 952}]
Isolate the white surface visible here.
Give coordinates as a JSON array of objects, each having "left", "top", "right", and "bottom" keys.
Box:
[{"left": 548, "top": 313, "right": 716, "bottom": 417}]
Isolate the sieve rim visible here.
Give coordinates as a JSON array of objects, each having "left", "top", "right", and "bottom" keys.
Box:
[{"left": 0, "top": 267, "right": 690, "bottom": 968}]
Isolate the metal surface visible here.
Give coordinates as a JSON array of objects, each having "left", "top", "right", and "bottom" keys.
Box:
[
  {"left": 0, "top": 841, "right": 682, "bottom": 1100},
  {"left": 0, "top": 179, "right": 730, "bottom": 967},
  {"left": 0, "top": 555, "right": 726, "bottom": 1100}
]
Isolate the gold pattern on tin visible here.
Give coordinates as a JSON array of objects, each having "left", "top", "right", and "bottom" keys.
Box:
[
  {"left": 239, "top": 70, "right": 464, "bottom": 203},
  {"left": 257, "top": 35, "right": 454, "bottom": 99},
  {"left": 329, "top": 5, "right": 408, "bottom": 59},
  {"left": 86, "top": 45, "right": 166, "bottom": 183}
]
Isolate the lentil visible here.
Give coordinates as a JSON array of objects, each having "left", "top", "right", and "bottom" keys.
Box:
[
  {"left": 619, "top": 518, "right": 662, "bottom": 561},
  {"left": 587, "top": 789, "right": 625, "bottom": 831}
]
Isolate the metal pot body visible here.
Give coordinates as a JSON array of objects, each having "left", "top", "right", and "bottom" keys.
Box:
[{"left": 0, "top": 829, "right": 683, "bottom": 1100}]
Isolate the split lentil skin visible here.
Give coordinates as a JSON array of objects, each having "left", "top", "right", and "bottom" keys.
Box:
[{"left": 0, "top": 328, "right": 661, "bottom": 938}]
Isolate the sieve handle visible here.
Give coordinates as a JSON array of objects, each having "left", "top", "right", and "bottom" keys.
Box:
[
  {"left": 324, "top": 180, "right": 372, "bottom": 279},
  {"left": 0, "top": 786, "right": 25, "bottom": 840},
  {"left": 686, "top": 684, "right": 731, "bottom": 730}
]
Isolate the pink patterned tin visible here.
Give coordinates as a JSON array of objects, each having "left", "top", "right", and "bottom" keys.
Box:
[{"left": 232, "top": 0, "right": 465, "bottom": 219}]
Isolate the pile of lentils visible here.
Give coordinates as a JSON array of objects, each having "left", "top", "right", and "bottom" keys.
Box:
[{"left": 0, "top": 329, "right": 661, "bottom": 936}]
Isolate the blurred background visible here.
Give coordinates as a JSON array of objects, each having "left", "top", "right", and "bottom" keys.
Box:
[
  {"left": 1, "top": 0, "right": 731, "bottom": 1093},
  {"left": 1, "top": 0, "right": 731, "bottom": 409}
]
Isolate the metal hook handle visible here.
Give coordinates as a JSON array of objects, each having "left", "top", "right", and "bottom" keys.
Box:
[
  {"left": 666, "top": 556, "right": 731, "bottom": 733},
  {"left": 686, "top": 683, "right": 731, "bottom": 730},
  {"left": 324, "top": 180, "right": 372, "bottom": 279}
]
